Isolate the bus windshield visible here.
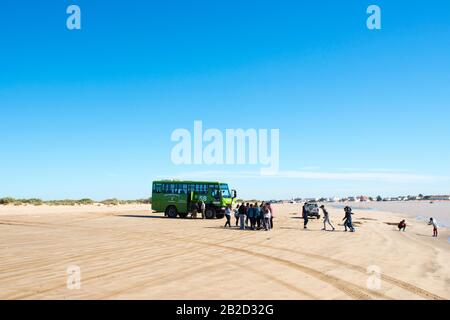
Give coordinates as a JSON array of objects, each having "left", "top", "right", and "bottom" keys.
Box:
[{"left": 220, "top": 184, "right": 231, "bottom": 198}]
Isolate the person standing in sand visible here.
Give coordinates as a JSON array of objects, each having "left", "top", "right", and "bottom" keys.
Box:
[
  {"left": 260, "top": 202, "right": 266, "bottom": 229},
  {"left": 245, "top": 202, "right": 250, "bottom": 227},
  {"left": 263, "top": 204, "right": 271, "bottom": 231},
  {"left": 254, "top": 202, "right": 261, "bottom": 230},
  {"left": 320, "top": 205, "right": 335, "bottom": 231},
  {"left": 247, "top": 203, "right": 255, "bottom": 230},
  {"left": 200, "top": 201, "right": 206, "bottom": 219},
  {"left": 238, "top": 203, "right": 247, "bottom": 230},
  {"left": 302, "top": 203, "right": 309, "bottom": 229},
  {"left": 191, "top": 202, "right": 199, "bottom": 219},
  {"left": 428, "top": 218, "right": 438, "bottom": 237},
  {"left": 234, "top": 204, "right": 240, "bottom": 227},
  {"left": 268, "top": 202, "right": 274, "bottom": 229}
]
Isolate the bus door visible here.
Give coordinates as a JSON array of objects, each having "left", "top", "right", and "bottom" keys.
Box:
[{"left": 186, "top": 190, "right": 194, "bottom": 213}]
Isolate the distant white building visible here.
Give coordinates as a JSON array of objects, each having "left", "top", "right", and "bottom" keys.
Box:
[{"left": 426, "top": 195, "right": 450, "bottom": 201}]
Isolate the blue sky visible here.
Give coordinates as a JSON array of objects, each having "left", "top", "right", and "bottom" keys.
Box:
[{"left": 1, "top": 0, "right": 449, "bottom": 200}]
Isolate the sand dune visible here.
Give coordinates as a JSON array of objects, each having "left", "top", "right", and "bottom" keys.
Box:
[{"left": 0, "top": 203, "right": 448, "bottom": 300}]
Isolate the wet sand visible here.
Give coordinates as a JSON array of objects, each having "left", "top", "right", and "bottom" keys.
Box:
[{"left": 331, "top": 201, "right": 450, "bottom": 227}]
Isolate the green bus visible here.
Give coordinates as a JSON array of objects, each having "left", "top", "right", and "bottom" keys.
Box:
[{"left": 151, "top": 180, "right": 237, "bottom": 219}]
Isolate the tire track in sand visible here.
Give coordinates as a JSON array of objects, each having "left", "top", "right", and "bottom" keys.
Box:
[
  {"left": 255, "top": 243, "right": 445, "bottom": 300},
  {"left": 6, "top": 225, "right": 257, "bottom": 299}
]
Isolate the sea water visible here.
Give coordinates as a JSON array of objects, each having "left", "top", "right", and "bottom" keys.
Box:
[{"left": 331, "top": 201, "right": 450, "bottom": 228}]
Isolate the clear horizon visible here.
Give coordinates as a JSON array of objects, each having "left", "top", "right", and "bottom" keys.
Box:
[{"left": 1, "top": 0, "right": 450, "bottom": 200}]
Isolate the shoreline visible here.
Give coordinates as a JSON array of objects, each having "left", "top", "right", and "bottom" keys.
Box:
[{"left": 329, "top": 201, "right": 450, "bottom": 229}]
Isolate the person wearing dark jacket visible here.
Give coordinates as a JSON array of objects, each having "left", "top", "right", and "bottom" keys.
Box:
[
  {"left": 302, "top": 203, "right": 309, "bottom": 229},
  {"left": 190, "top": 202, "right": 199, "bottom": 218},
  {"left": 254, "top": 202, "right": 262, "bottom": 229},
  {"left": 247, "top": 204, "right": 256, "bottom": 230},
  {"left": 244, "top": 202, "right": 250, "bottom": 227},
  {"left": 234, "top": 204, "right": 240, "bottom": 226},
  {"left": 398, "top": 220, "right": 406, "bottom": 231},
  {"left": 343, "top": 206, "right": 355, "bottom": 232},
  {"left": 238, "top": 203, "right": 247, "bottom": 230}
]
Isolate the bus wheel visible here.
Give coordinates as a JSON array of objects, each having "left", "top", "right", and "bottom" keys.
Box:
[
  {"left": 205, "top": 208, "right": 216, "bottom": 219},
  {"left": 165, "top": 206, "right": 178, "bottom": 218}
]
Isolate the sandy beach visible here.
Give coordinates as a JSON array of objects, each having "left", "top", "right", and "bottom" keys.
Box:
[{"left": 0, "top": 203, "right": 448, "bottom": 300}]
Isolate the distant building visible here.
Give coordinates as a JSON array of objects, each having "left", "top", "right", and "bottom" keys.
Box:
[{"left": 424, "top": 195, "right": 450, "bottom": 201}]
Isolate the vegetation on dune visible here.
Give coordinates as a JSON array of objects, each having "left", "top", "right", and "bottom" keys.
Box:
[
  {"left": 0, "top": 197, "right": 16, "bottom": 205},
  {"left": 0, "top": 197, "right": 151, "bottom": 206},
  {"left": 100, "top": 198, "right": 151, "bottom": 205}
]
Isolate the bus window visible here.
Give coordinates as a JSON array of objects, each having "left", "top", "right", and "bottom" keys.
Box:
[
  {"left": 210, "top": 185, "right": 220, "bottom": 199},
  {"left": 153, "top": 184, "right": 162, "bottom": 193},
  {"left": 220, "top": 184, "right": 231, "bottom": 198},
  {"left": 177, "top": 184, "right": 187, "bottom": 194}
]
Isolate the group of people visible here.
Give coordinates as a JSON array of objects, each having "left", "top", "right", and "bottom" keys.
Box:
[
  {"left": 224, "top": 202, "right": 274, "bottom": 231},
  {"left": 397, "top": 217, "right": 438, "bottom": 237},
  {"left": 302, "top": 204, "right": 355, "bottom": 232},
  {"left": 189, "top": 201, "right": 206, "bottom": 219},
  {"left": 223, "top": 202, "right": 440, "bottom": 237}
]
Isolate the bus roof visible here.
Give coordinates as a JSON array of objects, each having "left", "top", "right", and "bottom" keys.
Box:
[{"left": 152, "top": 180, "right": 226, "bottom": 185}]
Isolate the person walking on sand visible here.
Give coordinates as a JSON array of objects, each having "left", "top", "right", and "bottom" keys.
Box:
[
  {"left": 238, "top": 203, "right": 247, "bottom": 230},
  {"left": 200, "top": 201, "right": 206, "bottom": 219},
  {"left": 398, "top": 219, "right": 406, "bottom": 232},
  {"left": 320, "top": 205, "right": 335, "bottom": 231},
  {"left": 428, "top": 218, "right": 438, "bottom": 237},
  {"left": 224, "top": 205, "right": 232, "bottom": 228},
  {"left": 302, "top": 203, "right": 309, "bottom": 229},
  {"left": 234, "top": 204, "right": 240, "bottom": 227},
  {"left": 343, "top": 206, "right": 355, "bottom": 232}
]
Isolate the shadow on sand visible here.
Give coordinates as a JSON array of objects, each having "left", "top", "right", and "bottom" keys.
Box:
[
  {"left": 115, "top": 214, "right": 167, "bottom": 219},
  {"left": 204, "top": 226, "right": 269, "bottom": 232},
  {"left": 116, "top": 214, "right": 211, "bottom": 220}
]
